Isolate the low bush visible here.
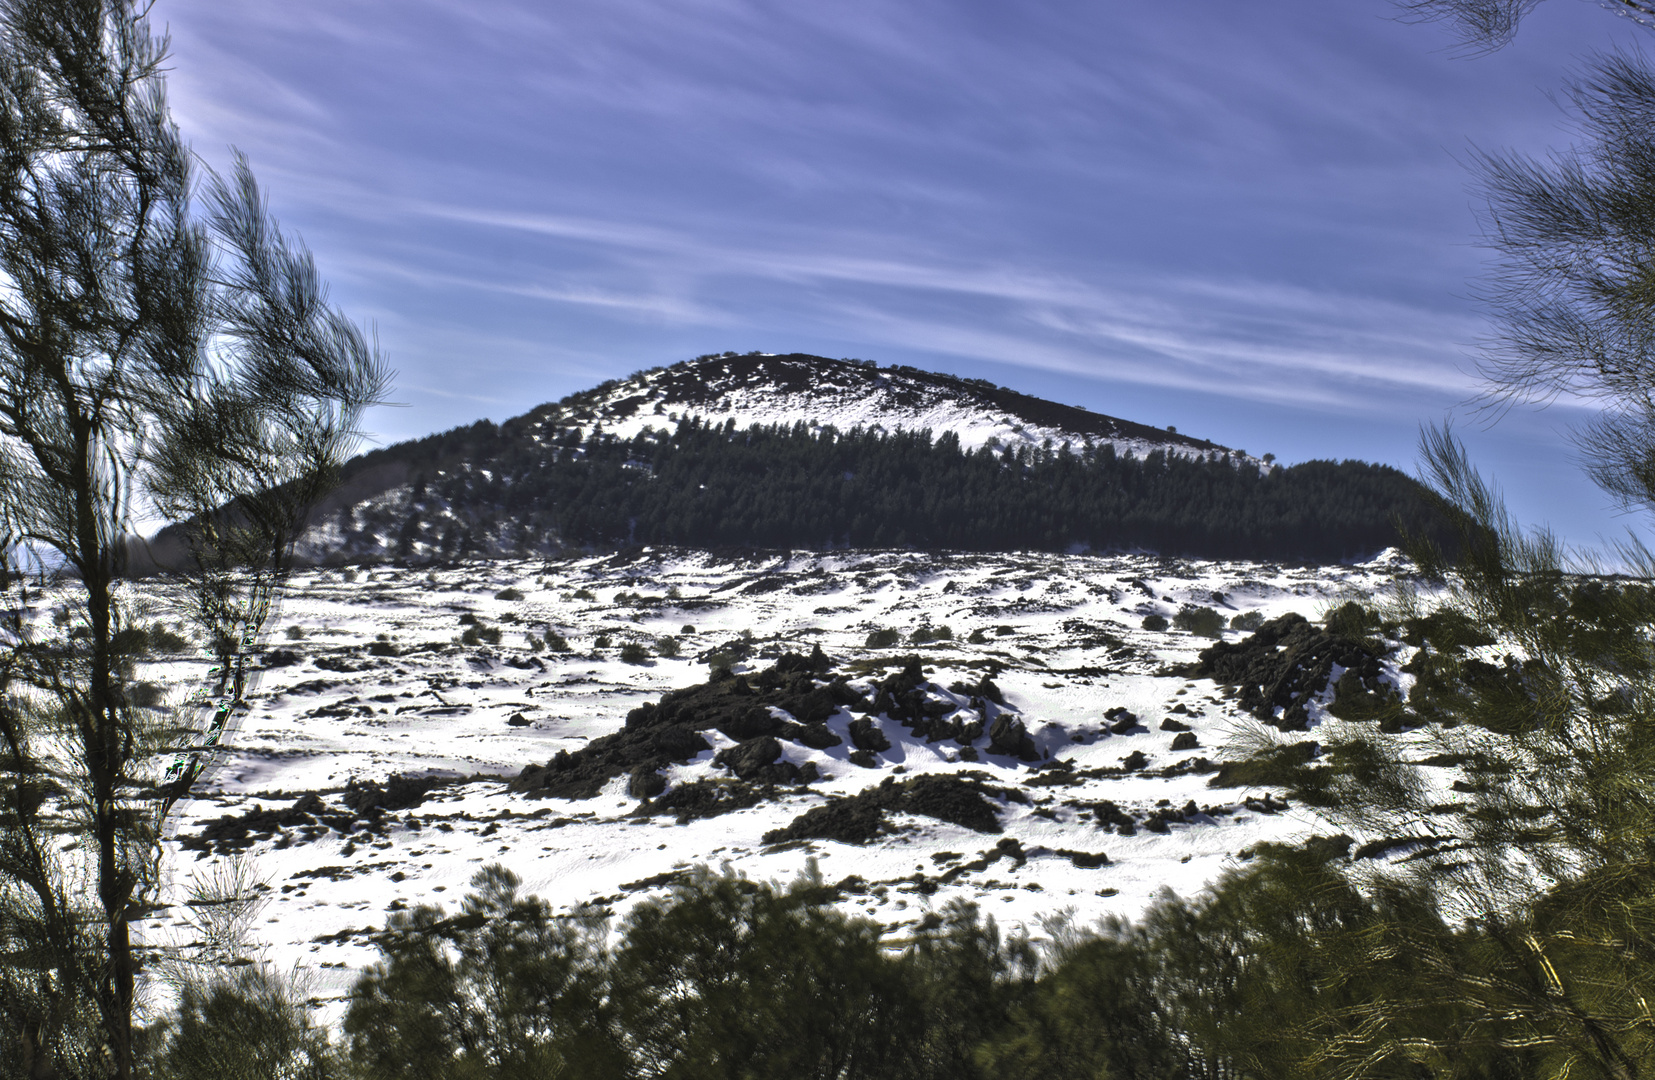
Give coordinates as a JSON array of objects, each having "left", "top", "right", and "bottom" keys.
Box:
[
  {"left": 1141, "top": 614, "right": 1168, "bottom": 632},
  {"left": 620, "top": 641, "right": 649, "bottom": 663},
  {"left": 866, "top": 628, "right": 903, "bottom": 648},
  {"left": 149, "top": 622, "right": 191, "bottom": 653},
  {"left": 1324, "top": 600, "right": 1377, "bottom": 637},
  {"left": 1172, "top": 606, "right": 1225, "bottom": 638},
  {"left": 494, "top": 587, "right": 524, "bottom": 601}
]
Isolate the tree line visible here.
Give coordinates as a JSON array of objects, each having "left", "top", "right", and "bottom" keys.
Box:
[{"left": 340, "top": 417, "right": 1442, "bottom": 564}]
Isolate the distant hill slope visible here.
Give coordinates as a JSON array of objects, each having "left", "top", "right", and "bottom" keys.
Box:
[{"left": 144, "top": 353, "right": 1445, "bottom": 566}]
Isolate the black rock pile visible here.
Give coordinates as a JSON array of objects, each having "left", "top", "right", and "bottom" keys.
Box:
[
  {"left": 1190, "top": 612, "right": 1396, "bottom": 731},
  {"left": 761, "top": 773, "right": 1018, "bottom": 845},
  {"left": 509, "top": 648, "right": 1043, "bottom": 808}
]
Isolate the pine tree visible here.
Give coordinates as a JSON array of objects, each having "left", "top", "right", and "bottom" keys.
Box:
[{"left": 0, "top": 2, "right": 388, "bottom": 1074}]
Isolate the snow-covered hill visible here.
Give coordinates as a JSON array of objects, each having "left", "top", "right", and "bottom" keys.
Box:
[
  {"left": 542, "top": 352, "right": 1248, "bottom": 464},
  {"left": 126, "top": 547, "right": 1422, "bottom": 1020}
]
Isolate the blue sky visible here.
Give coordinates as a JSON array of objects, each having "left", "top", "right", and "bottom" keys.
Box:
[{"left": 158, "top": 0, "right": 1654, "bottom": 549}]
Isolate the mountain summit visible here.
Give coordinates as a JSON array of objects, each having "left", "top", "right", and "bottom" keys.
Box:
[{"left": 553, "top": 352, "right": 1239, "bottom": 463}]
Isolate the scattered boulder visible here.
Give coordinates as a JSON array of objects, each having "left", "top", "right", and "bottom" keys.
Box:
[
  {"left": 987, "top": 713, "right": 1039, "bottom": 760},
  {"left": 1106, "top": 707, "right": 1143, "bottom": 735},
  {"left": 714, "top": 736, "right": 801, "bottom": 784},
  {"left": 1170, "top": 731, "right": 1200, "bottom": 751},
  {"left": 795, "top": 723, "right": 842, "bottom": 749},
  {"left": 848, "top": 717, "right": 891, "bottom": 752}
]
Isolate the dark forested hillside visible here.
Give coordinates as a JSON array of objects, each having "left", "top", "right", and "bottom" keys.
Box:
[{"left": 316, "top": 416, "right": 1439, "bottom": 563}]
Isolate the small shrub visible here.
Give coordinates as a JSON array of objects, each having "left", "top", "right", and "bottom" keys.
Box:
[
  {"left": 866, "top": 628, "right": 903, "bottom": 649},
  {"left": 1230, "top": 611, "right": 1266, "bottom": 632},
  {"left": 130, "top": 682, "right": 164, "bottom": 708},
  {"left": 545, "top": 631, "right": 570, "bottom": 652},
  {"left": 1325, "top": 600, "right": 1377, "bottom": 638},
  {"left": 341, "top": 569, "right": 357, "bottom": 583},
  {"left": 527, "top": 633, "right": 544, "bottom": 652},
  {"left": 996, "top": 625, "right": 1014, "bottom": 636},
  {"left": 620, "top": 642, "right": 649, "bottom": 664},
  {"left": 572, "top": 588, "right": 596, "bottom": 601},
  {"left": 594, "top": 634, "right": 613, "bottom": 648},
  {"left": 656, "top": 636, "right": 680, "bottom": 658},
  {"left": 284, "top": 625, "right": 305, "bottom": 641},
  {"left": 681, "top": 624, "right": 695, "bottom": 634},
  {"left": 494, "top": 587, "right": 524, "bottom": 601},
  {"left": 150, "top": 623, "right": 191, "bottom": 653},
  {"left": 1141, "top": 614, "right": 1169, "bottom": 632},
  {"left": 910, "top": 625, "right": 954, "bottom": 645},
  {"left": 460, "top": 626, "right": 481, "bottom": 647},
  {"left": 458, "top": 613, "right": 477, "bottom": 626},
  {"left": 112, "top": 625, "right": 149, "bottom": 655},
  {"left": 478, "top": 625, "right": 502, "bottom": 646},
  {"left": 1172, "top": 606, "right": 1225, "bottom": 638},
  {"left": 968, "top": 627, "right": 989, "bottom": 644},
  {"left": 706, "top": 651, "right": 739, "bottom": 670}
]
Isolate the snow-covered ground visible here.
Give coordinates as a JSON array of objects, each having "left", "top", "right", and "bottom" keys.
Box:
[{"left": 131, "top": 548, "right": 1411, "bottom": 1015}]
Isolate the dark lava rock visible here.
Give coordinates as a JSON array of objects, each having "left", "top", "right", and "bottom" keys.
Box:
[
  {"left": 872, "top": 657, "right": 953, "bottom": 735},
  {"left": 343, "top": 773, "right": 440, "bottom": 814},
  {"left": 796, "top": 723, "right": 842, "bottom": 750},
  {"left": 1090, "top": 799, "right": 1137, "bottom": 836},
  {"left": 714, "top": 736, "right": 802, "bottom": 784},
  {"left": 1056, "top": 848, "right": 1111, "bottom": 869},
  {"left": 762, "top": 774, "right": 1005, "bottom": 845},
  {"left": 180, "top": 790, "right": 366, "bottom": 856},
  {"left": 987, "top": 713, "right": 1039, "bottom": 761},
  {"left": 1170, "top": 731, "right": 1200, "bottom": 751},
  {"left": 1159, "top": 717, "right": 1190, "bottom": 732},
  {"left": 1121, "top": 750, "right": 1148, "bottom": 772},
  {"left": 635, "top": 778, "right": 764, "bottom": 823},
  {"left": 764, "top": 797, "right": 887, "bottom": 844},
  {"left": 510, "top": 650, "right": 861, "bottom": 799},
  {"left": 848, "top": 718, "right": 891, "bottom": 752},
  {"left": 1191, "top": 613, "right": 1396, "bottom": 731},
  {"left": 848, "top": 749, "right": 880, "bottom": 768},
  {"left": 627, "top": 767, "right": 668, "bottom": 800}
]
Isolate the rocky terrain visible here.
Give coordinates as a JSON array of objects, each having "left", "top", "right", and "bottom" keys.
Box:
[{"left": 117, "top": 546, "right": 1433, "bottom": 1015}]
